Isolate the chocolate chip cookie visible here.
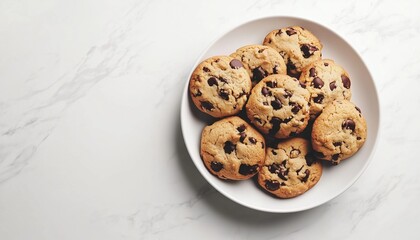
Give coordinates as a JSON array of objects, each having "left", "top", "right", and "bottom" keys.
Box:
[
  {"left": 263, "top": 26, "right": 323, "bottom": 78},
  {"left": 299, "top": 59, "right": 352, "bottom": 119},
  {"left": 189, "top": 56, "right": 252, "bottom": 118},
  {"left": 200, "top": 116, "right": 266, "bottom": 180},
  {"left": 258, "top": 138, "right": 322, "bottom": 198},
  {"left": 246, "top": 74, "right": 310, "bottom": 139},
  {"left": 311, "top": 100, "right": 367, "bottom": 165},
  {"left": 230, "top": 45, "right": 286, "bottom": 86}
]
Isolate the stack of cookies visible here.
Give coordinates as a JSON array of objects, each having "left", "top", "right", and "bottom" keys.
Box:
[{"left": 189, "top": 26, "right": 367, "bottom": 199}]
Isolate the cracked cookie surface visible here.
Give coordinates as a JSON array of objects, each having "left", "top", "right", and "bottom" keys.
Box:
[
  {"left": 200, "top": 116, "right": 266, "bottom": 180},
  {"left": 263, "top": 26, "right": 323, "bottom": 78},
  {"left": 189, "top": 56, "right": 252, "bottom": 118},
  {"left": 230, "top": 45, "right": 286, "bottom": 86},
  {"left": 258, "top": 138, "right": 322, "bottom": 198},
  {"left": 299, "top": 59, "right": 352, "bottom": 119},
  {"left": 246, "top": 74, "right": 310, "bottom": 139},
  {"left": 311, "top": 100, "right": 367, "bottom": 164}
]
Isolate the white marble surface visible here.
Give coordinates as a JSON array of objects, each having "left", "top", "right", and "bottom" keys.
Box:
[{"left": 0, "top": 0, "right": 419, "bottom": 239}]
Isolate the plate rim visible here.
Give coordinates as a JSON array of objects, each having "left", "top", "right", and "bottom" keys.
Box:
[{"left": 180, "top": 15, "right": 381, "bottom": 213}]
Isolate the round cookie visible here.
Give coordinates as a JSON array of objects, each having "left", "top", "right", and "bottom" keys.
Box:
[
  {"left": 246, "top": 74, "right": 310, "bottom": 139},
  {"left": 200, "top": 116, "right": 266, "bottom": 180},
  {"left": 189, "top": 56, "right": 252, "bottom": 118},
  {"left": 311, "top": 100, "right": 367, "bottom": 165},
  {"left": 263, "top": 26, "right": 323, "bottom": 78},
  {"left": 230, "top": 45, "right": 286, "bottom": 86},
  {"left": 300, "top": 59, "right": 352, "bottom": 119},
  {"left": 258, "top": 138, "right": 322, "bottom": 198}
]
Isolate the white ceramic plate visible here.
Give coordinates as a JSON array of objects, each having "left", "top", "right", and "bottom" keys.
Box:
[{"left": 180, "top": 16, "right": 380, "bottom": 213}]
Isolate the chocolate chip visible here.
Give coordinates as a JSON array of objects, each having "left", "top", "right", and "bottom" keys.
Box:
[
  {"left": 290, "top": 149, "right": 300, "bottom": 158},
  {"left": 271, "top": 98, "right": 282, "bottom": 110},
  {"left": 207, "top": 77, "right": 218, "bottom": 86},
  {"left": 203, "top": 67, "right": 210, "bottom": 72},
  {"left": 239, "top": 164, "right": 258, "bottom": 175},
  {"left": 210, "top": 161, "right": 223, "bottom": 172},
  {"left": 296, "top": 165, "right": 304, "bottom": 174},
  {"left": 266, "top": 81, "right": 277, "bottom": 88},
  {"left": 332, "top": 154, "right": 340, "bottom": 161},
  {"left": 286, "top": 28, "right": 297, "bottom": 36},
  {"left": 263, "top": 102, "right": 269, "bottom": 106},
  {"left": 275, "top": 29, "right": 282, "bottom": 36},
  {"left": 305, "top": 153, "right": 315, "bottom": 166},
  {"left": 301, "top": 44, "right": 319, "bottom": 58},
  {"left": 278, "top": 173, "right": 288, "bottom": 181},
  {"left": 313, "top": 94, "right": 324, "bottom": 104},
  {"left": 299, "top": 81, "right": 306, "bottom": 88},
  {"left": 237, "top": 124, "right": 246, "bottom": 132},
  {"left": 341, "top": 75, "right": 351, "bottom": 89},
  {"left": 218, "top": 77, "right": 228, "bottom": 84},
  {"left": 219, "top": 89, "right": 229, "bottom": 100},
  {"left": 239, "top": 132, "right": 247, "bottom": 143},
  {"left": 342, "top": 119, "right": 355, "bottom": 131},
  {"left": 333, "top": 142, "right": 342, "bottom": 147},
  {"left": 332, "top": 160, "right": 338, "bottom": 166},
  {"left": 194, "top": 89, "right": 202, "bottom": 97},
  {"left": 278, "top": 167, "right": 289, "bottom": 180},
  {"left": 271, "top": 150, "right": 277, "bottom": 155},
  {"left": 249, "top": 137, "right": 257, "bottom": 144},
  {"left": 258, "top": 48, "right": 265, "bottom": 53},
  {"left": 324, "top": 62, "right": 329, "bottom": 66},
  {"left": 287, "top": 59, "right": 300, "bottom": 78},
  {"left": 355, "top": 106, "right": 362, "bottom": 113},
  {"left": 290, "top": 102, "right": 301, "bottom": 114},
  {"left": 201, "top": 101, "right": 214, "bottom": 111},
  {"left": 261, "top": 142, "right": 265, "bottom": 149},
  {"left": 313, "top": 77, "right": 324, "bottom": 89},
  {"left": 282, "top": 117, "right": 292, "bottom": 124},
  {"left": 269, "top": 160, "right": 288, "bottom": 182},
  {"left": 330, "top": 81, "right": 337, "bottom": 90},
  {"left": 284, "top": 90, "right": 292, "bottom": 98},
  {"left": 261, "top": 87, "right": 271, "bottom": 96},
  {"left": 309, "top": 68, "right": 316, "bottom": 77},
  {"left": 281, "top": 182, "right": 286, "bottom": 186},
  {"left": 268, "top": 163, "right": 280, "bottom": 174},
  {"left": 265, "top": 180, "right": 280, "bottom": 191},
  {"left": 357, "top": 137, "right": 362, "bottom": 140},
  {"left": 273, "top": 65, "right": 279, "bottom": 74},
  {"left": 252, "top": 66, "right": 267, "bottom": 82},
  {"left": 269, "top": 117, "right": 281, "bottom": 136},
  {"left": 302, "top": 169, "right": 310, "bottom": 182},
  {"left": 223, "top": 141, "right": 235, "bottom": 154},
  {"left": 281, "top": 160, "right": 287, "bottom": 167},
  {"left": 230, "top": 59, "right": 243, "bottom": 69}
]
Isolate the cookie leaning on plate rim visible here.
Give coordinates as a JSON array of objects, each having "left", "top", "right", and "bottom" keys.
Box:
[
  {"left": 189, "top": 55, "right": 252, "bottom": 118},
  {"left": 200, "top": 116, "right": 266, "bottom": 180},
  {"left": 299, "top": 59, "right": 352, "bottom": 119},
  {"left": 181, "top": 16, "right": 380, "bottom": 213}
]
